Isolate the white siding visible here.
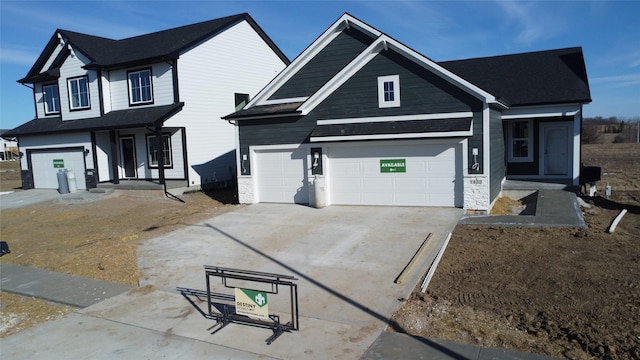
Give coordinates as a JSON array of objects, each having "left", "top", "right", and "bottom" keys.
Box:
[
  {"left": 94, "top": 131, "right": 112, "bottom": 182},
  {"left": 41, "top": 39, "right": 64, "bottom": 71},
  {"left": 58, "top": 50, "right": 101, "bottom": 120},
  {"left": 19, "top": 133, "right": 93, "bottom": 170},
  {"left": 101, "top": 72, "right": 112, "bottom": 113},
  {"left": 107, "top": 62, "right": 173, "bottom": 112},
  {"left": 166, "top": 20, "right": 286, "bottom": 186}
]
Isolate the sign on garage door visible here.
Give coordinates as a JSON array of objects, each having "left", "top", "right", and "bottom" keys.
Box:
[
  {"left": 255, "top": 149, "right": 309, "bottom": 204},
  {"left": 31, "top": 149, "right": 87, "bottom": 190},
  {"left": 328, "top": 142, "right": 462, "bottom": 207}
]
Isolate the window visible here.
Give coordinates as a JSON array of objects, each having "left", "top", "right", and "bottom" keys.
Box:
[
  {"left": 146, "top": 134, "right": 172, "bottom": 168},
  {"left": 128, "top": 69, "right": 153, "bottom": 105},
  {"left": 68, "top": 76, "right": 90, "bottom": 110},
  {"left": 43, "top": 83, "right": 60, "bottom": 115},
  {"left": 508, "top": 120, "right": 533, "bottom": 162},
  {"left": 235, "top": 93, "right": 250, "bottom": 111},
  {"left": 377, "top": 75, "right": 400, "bottom": 108}
]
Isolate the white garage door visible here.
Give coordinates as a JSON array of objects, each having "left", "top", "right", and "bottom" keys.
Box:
[
  {"left": 255, "top": 149, "right": 309, "bottom": 204},
  {"left": 31, "top": 149, "right": 87, "bottom": 190},
  {"left": 328, "top": 142, "right": 461, "bottom": 207}
]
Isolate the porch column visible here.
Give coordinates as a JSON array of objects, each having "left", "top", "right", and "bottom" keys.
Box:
[
  {"left": 109, "top": 130, "right": 119, "bottom": 184},
  {"left": 155, "top": 125, "right": 165, "bottom": 185}
]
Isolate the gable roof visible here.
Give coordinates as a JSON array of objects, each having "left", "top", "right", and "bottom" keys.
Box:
[
  {"left": 19, "top": 13, "right": 289, "bottom": 83},
  {"left": 439, "top": 47, "right": 591, "bottom": 106},
  {"left": 226, "top": 14, "right": 591, "bottom": 121}
]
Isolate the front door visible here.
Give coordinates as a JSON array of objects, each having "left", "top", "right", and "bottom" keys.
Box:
[
  {"left": 542, "top": 124, "right": 569, "bottom": 176},
  {"left": 120, "top": 136, "right": 137, "bottom": 178}
]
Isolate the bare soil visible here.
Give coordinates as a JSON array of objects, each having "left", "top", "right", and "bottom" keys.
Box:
[
  {"left": 392, "top": 143, "right": 640, "bottom": 360},
  {"left": 1, "top": 143, "right": 639, "bottom": 357}
]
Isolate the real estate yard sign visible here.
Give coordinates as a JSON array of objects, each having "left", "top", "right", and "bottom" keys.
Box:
[
  {"left": 235, "top": 288, "right": 269, "bottom": 319},
  {"left": 380, "top": 159, "right": 406, "bottom": 173}
]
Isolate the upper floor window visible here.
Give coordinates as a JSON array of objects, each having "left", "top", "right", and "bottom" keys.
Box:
[
  {"left": 508, "top": 120, "right": 533, "bottom": 162},
  {"left": 68, "top": 76, "right": 90, "bottom": 110},
  {"left": 43, "top": 83, "right": 60, "bottom": 115},
  {"left": 378, "top": 75, "right": 400, "bottom": 108},
  {"left": 129, "top": 69, "right": 153, "bottom": 105},
  {"left": 235, "top": 93, "right": 250, "bottom": 111}
]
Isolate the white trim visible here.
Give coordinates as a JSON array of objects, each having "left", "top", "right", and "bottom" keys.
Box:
[
  {"left": 317, "top": 112, "right": 473, "bottom": 125},
  {"left": 502, "top": 103, "right": 582, "bottom": 119},
  {"left": 246, "top": 14, "right": 382, "bottom": 108},
  {"left": 298, "top": 34, "right": 503, "bottom": 116},
  {"left": 377, "top": 74, "right": 400, "bottom": 108},
  {"left": 310, "top": 130, "right": 472, "bottom": 143},
  {"left": 507, "top": 120, "right": 533, "bottom": 162},
  {"left": 261, "top": 96, "right": 309, "bottom": 105}
]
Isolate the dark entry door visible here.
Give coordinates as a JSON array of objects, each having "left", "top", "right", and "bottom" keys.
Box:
[{"left": 120, "top": 137, "right": 137, "bottom": 178}]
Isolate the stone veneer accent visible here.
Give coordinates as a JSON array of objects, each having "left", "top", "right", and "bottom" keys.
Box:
[
  {"left": 237, "top": 176, "right": 255, "bottom": 204},
  {"left": 463, "top": 175, "right": 490, "bottom": 213}
]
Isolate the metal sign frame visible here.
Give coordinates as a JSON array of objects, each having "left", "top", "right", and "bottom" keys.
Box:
[{"left": 178, "top": 265, "right": 299, "bottom": 345}]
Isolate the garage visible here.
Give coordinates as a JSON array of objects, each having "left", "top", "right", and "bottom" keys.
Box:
[
  {"left": 327, "top": 141, "right": 463, "bottom": 207},
  {"left": 254, "top": 148, "right": 309, "bottom": 204},
  {"left": 30, "top": 148, "right": 87, "bottom": 190}
]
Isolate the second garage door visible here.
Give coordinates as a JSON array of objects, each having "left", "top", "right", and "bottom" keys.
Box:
[{"left": 327, "top": 142, "right": 462, "bottom": 207}]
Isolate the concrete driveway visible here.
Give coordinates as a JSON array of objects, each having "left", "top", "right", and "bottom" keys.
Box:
[
  {"left": 0, "top": 189, "right": 108, "bottom": 210},
  {"left": 3, "top": 204, "right": 463, "bottom": 359}
]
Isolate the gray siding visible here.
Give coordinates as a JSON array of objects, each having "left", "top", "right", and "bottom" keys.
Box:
[
  {"left": 270, "top": 28, "right": 375, "bottom": 99},
  {"left": 489, "top": 108, "right": 505, "bottom": 201},
  {"left": 467, "top": 111, "right": 484, "bottom": 174},
  {"left": 310, "top": 50, "right": 482, "bottom": 120}
]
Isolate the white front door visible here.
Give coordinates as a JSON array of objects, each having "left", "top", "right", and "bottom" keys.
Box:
[{"left": 541, "top": 123, "right": 570, "bottom": 176}]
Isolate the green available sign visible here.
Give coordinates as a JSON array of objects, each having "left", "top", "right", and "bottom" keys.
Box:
[
  {"left": 380, "top": 159, "right": 406, "bottom": 173},
  {"left": 53, "top": 159, "right": 64, "bottom": 168},
  {"left": 235, "top": 288, "right": 269, "bottom": 319}
]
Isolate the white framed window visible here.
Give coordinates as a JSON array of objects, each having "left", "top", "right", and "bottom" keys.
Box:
[
  {"left": 377, "top": 75, "right": 400, "bottom": 108},
  {"left": 128, "top": 69, "right": 153, "bottom": 105},
  {"left": 68, "top": 76, "right": 90, "bottom": 110},
  {"left": 508, "top": 120, "right": 533, "bottom": 162},
  {"left": 43, "top": 83, "right": 60, "bottom": 115},
  {"left": 146, "top": 134, "right": 172, "bottom": 168}
]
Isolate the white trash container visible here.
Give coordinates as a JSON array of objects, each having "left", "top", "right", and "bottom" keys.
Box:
[{"left": 66, "top": 169, "right": 78, "bottom": 193}]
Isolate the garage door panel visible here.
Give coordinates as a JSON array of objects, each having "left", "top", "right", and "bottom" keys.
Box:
[
  {"left": 255, "top": 149, "right": 309, "bottom": 204},
  {"left": 31, "top": 150, "right": 87, "bottom": 190},
  {"left": 328, "top": 143, "right": 461, "bottom": 207}
]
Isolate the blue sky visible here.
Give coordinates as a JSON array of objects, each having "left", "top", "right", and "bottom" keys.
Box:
[{"left": 1, "top": 1, "right": 638, "bottom": 130}]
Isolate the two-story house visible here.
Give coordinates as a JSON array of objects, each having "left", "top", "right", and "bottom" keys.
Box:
[{"left": 5, "top": 13, "right": 288, "bottom": 192}]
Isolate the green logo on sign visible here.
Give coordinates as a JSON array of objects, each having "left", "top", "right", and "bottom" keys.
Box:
[
  {"left": 53, "top": 159, "right": 64, "bottom": 168},
  {"left": 380, "top": 159, "right": 406, "bottom": 173},
  {"left": 235, "top": 288, "right": 269, "bottom": 319}
]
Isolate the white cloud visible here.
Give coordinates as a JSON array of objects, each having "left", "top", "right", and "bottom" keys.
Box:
[
  {"left": 590, "top": 73, "right": 640, "bottom": 89},
  {"left": 0, "top": 47, "right": 38, "bottom": 66}
]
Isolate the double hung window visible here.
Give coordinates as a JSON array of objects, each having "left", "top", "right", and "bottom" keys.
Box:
[
  {"left": 146, "top": 134, "right": 172, "bottom": 168},
  {"left": 129, "top": 69, "right": 153, "bottom": 105},
  {"left": 508, "top": 120, "right": 533, "bottom": 162},
  {"left": 68, "top": 76, "right": 90, "bottom": 110},
  {"left": 43, "top": 84, "right": 60, "bottom": 114}
]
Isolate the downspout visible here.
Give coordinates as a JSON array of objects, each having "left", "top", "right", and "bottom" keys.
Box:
[
  {"left": 153, "top": 123, "right": 184, "bottom": 203},
  {"left": 109, "top": 130, "right": 119, "bottom": 184}
]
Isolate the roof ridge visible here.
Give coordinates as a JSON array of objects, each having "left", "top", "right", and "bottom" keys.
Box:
[{"left": 440, "top": 46, "right": 583, "bottom": 63}]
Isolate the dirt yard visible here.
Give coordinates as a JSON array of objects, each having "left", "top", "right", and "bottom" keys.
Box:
[
  {"left": 393, "top": 143, "right": 640, "bottom": 360},
  {"left": 1, "top": 144, "right": 639, "bottom": 359}
]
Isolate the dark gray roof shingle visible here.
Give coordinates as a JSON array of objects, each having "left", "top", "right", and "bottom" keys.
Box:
[
  {"left": 19, "top": 13, "right": 289, "bottom": 83},
  {"left": 439, "top": 47, "right": 591, "bottom": 106},
  {"left": 3, "top": 103, "right": 184, "bottom": 137}
]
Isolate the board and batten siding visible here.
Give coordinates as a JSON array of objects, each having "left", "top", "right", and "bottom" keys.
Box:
[
  {"left": 101, "top": 72, "right": 112, "bottom": 114},
  {"left": 166, "top": 19, "right": 287, "bottom": 186},
  {"left": 94, "top": 131, "right": 113, "bottom": 182},
  {"left": 108, "top": 62, "right": 174, "bottom": 111},
  {"left": 58, "top": 51, "right": 101, "bottom": 121}
]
